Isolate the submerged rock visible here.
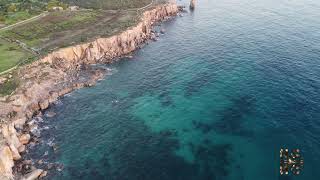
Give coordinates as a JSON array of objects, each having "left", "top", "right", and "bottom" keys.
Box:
[
  {"left": 56, "top": 163, "right": 64, "bottom": 172},
  {"left": 47, "top": 163, "right": 54, "bottom": 170},
  {"left": 37, "top": 159, "right": 44, "bottom": 165},
  {"left": 45, "top": 111, "right": 56, "bottom": 118},
  {"left": 29, "top": 125, "right": 41, "bottom": 137},
  {"left": 52, "top": 144, "right": 58, "bottom": 152},
  {"left": 21, "top": 160, "right": 32, "bottom": 174}
]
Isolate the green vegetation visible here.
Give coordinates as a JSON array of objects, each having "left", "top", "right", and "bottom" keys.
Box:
[
  {"left": 0, "top": 0, "right": 48, "bottom": 25},
  {"left": 1, "top": 10, "right": 99, "bottom": 49},
  {"left": 0, "top": 0, "right": 155, "bottom": 74},
  {"left": 0, "top": 76, "right": 19, "bottom": 96},
  {"left": 0, "top": 0, "right": 72, "bottom": 26},
  {"left": 0, "top": 0, "right": 169, "bottom": 74},
  {"left": 2, "top": 11, "right": 34, "bottom": 25},
  {"left": 47, "top": 0, "right": 68, "bottom": 10},
  {"left": 0, "top": 0, "right": 168, "bottom": 96},
  {"left": 63, "top": 0, "right": 152, "bottom": 10},
  {"left": 0, "top": 38, "right": 34, "bottom": 73},
  {"left": 0, "top": 9, "right": 139, "bottom": 53},
  {"left": 0, "top": 0, "right": 157, "bottom": 26}
]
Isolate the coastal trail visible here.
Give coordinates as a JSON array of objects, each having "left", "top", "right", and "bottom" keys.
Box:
[{"left": 0, "top": 12, "right": 48, "bottom": 33}]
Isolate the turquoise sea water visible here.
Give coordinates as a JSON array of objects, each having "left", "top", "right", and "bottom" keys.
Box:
[{"left": 28, "top": 0, "right": 320, "bottom": 179}]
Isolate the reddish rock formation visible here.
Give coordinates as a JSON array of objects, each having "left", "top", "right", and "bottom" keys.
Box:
[
  {"left": 0, "top": 3, "right": 180, "bottom": 179},
  {"left": 19, "top": 134, "right": 31, "bottom": 145},
  {"left": 190, "top": 0, "right": 196, "bottom": 10},
  {"left": 0, "top": 146, "right": 14, "bottom": 180}
]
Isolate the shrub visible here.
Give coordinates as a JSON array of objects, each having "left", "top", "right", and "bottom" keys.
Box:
[
  {"left": 47, "top": 0, "right": 68, "bottom": 10},
  {"left": 7, "top": 3, "right": 17, "bottom": 12}
]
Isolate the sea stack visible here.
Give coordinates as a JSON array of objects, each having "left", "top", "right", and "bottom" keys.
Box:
[{"left": 190, "top": 0, "right": 196, "bottom": 10}]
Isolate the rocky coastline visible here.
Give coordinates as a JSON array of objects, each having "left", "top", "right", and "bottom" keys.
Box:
[{"left": 0, "top": 3, "right": 180, "bottom": 179}]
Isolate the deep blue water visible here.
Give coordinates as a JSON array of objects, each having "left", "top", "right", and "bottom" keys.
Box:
[{"left": 28, "top": 0, "right": 320, "bottom": 179}]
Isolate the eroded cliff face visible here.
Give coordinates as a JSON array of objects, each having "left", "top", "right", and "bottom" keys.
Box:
[
  {"left": 0, "top": 145, "right": 14, "bottom": 180},
  {"left": 0, "top": 3, "right": 179, "bottom": 179},
  {"left": 41, "top": 4, "right": 178, "bottom": 70}
]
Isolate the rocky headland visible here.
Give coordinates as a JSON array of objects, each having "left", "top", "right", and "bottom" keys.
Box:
[{"left": 0, "top": 3, "right": 180, "bottom": 179}]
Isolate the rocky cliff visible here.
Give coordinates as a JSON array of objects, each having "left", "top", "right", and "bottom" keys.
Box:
[{"left": 0, "top": 3, "right": 179, "bottom": 179}]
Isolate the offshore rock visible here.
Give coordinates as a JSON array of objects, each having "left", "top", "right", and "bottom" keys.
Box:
[{"left": 190, "top": 0, "right": 196, "bottom": 10}]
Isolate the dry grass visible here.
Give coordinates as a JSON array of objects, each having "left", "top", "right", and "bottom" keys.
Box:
[
  {"left": 63, "top": 0, "right": 152, "bottom": 10},
  {"left": 0, "top": 9, "right": 139, "bottom": 54}
]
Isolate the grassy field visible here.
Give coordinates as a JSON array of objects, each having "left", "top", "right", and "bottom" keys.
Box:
[
  {"left": 0, "top": 38, "right": 34, "bottom": 73},
  {"left": 0, "top": 0, "right": 48, "bottom": 26},
  {"left": 64, "top": 0, "right": 152, "bottom": 10},
  {"left": 0, "top": 9, "right": 139, "bottom": 54},
  {"left": 1, "top": 10, "right": 100, "bottom": 51},
  {"left": 0, "top": 0, "right": 165, "bottom": 73},
  {"left": 0, "top": 0, "right": 166, "bottom": 96},
  {"left": 0, "top": 0, "right": 169, "bottom": 94},
  {"left": 0, "top": 76, "right": 19, "bottom": 96},
  {"left": 2, "top": 11, "right": 39, "bottom": 25}
]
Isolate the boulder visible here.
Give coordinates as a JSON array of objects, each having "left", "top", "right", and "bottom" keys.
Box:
[
  {"left": 9, "top": 144, "right": 21, "bottom": 160},
  {"left": 39, "top": 100, "right": 49, "bottom": 110},
  {"left": 22, "top": 169, "right": 43, "bottom": 180},
  {"left": 1, "top": 124, "right": 23, "bottom": 160},
  {"left": 160, "top": 28, "right": 166, "bottom": 34},
  {"left": 18, "top": 145, "right": 26, "bottom": 153},
  {"left": 13, "top": 117, "right": 27, "bottom": 130},
  {"left": 37, "top": 159, "right": 44, "bottom": 165},
  {"left": 39, "top": 170, "right": 47, "bottom": 178},
  {"left": 19, "top": 134, "right": 31, "bottom": 145},
  {"left": 47, "top": 163, "right": 54, "bottom": 170}
]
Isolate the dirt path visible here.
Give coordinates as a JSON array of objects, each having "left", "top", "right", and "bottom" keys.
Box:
[
  {"left": 136, "top": 0, "right": 155, "bottom": 11},
  {"left": 0, "top": 0, "right": 161, "bottom": 75},
  {"left": 0, "top": 12, "right": 48, "bottom": 33}
]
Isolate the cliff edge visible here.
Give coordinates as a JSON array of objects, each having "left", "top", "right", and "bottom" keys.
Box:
[{"left": 0, "top": 3, "right": 179, "bottom": 179}]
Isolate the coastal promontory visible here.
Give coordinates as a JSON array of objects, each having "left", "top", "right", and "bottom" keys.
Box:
[{"left": 0, "top": 0, "right": 181, "bottom": 179}]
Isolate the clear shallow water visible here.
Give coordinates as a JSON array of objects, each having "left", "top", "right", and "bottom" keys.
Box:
[{"left": 28, "top": 0, "right": 320, "bottom": 179}]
